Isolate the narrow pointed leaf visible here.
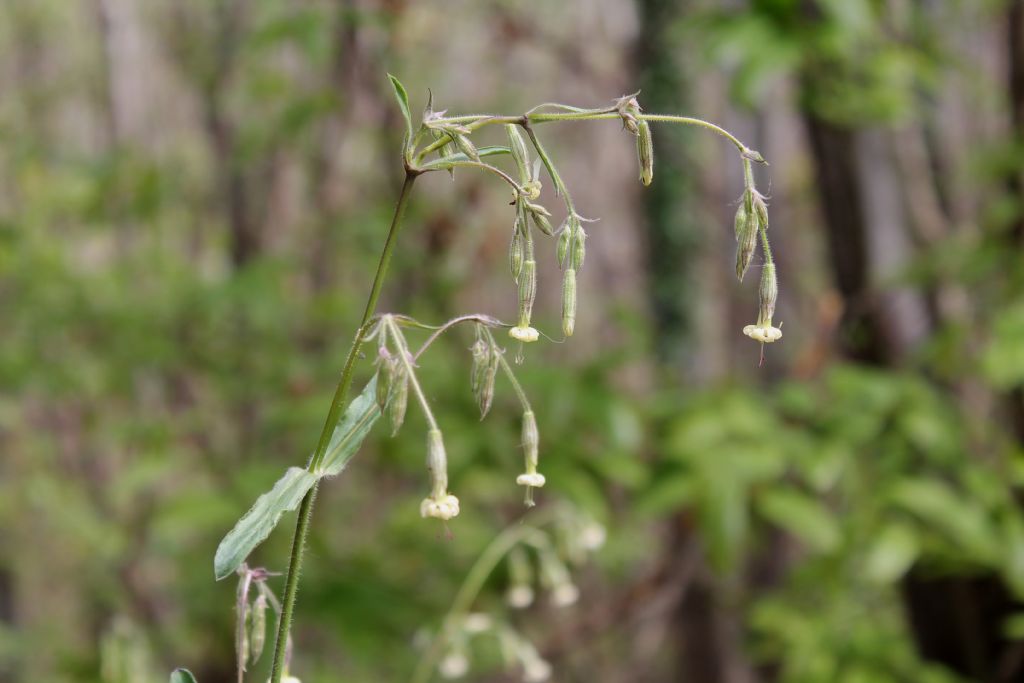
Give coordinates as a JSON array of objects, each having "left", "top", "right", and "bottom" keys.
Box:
[
  {"left": 317, "top": 377, "right": 382, "bottom": 477},
  {"left": 214, "top": 378, "right": 382, "bottom": 579},
  {"left": 387, "top": 74, "right": 413, "bottom": 142},
  {"left": 214, "top": 467, "right": 317, "bottom": 580}
]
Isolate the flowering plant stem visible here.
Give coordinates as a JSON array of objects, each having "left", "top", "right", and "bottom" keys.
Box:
[
  {"left": 268, "top": 173, "right": 417, "bottom": 683},
  {"left": 265, "top": 89, "right": 769, "bottom": 683},
  {"left": 409, "top": 518, "right": 552, "bottom": 683}
]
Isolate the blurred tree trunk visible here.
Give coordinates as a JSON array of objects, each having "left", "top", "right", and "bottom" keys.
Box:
[
  {"left": 1004, "top": 0, "right": 1024, "bottom": 444},
  {"left": 799, "top": 4, "right": 1018, "bottom": 679},
  {"left": 635, "top": 1, "right": 758, "bottom": 682}
]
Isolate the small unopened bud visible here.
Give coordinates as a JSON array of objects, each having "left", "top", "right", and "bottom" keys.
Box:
[
  {"left": 615, "top": 93, "right": 642, "bottom": 134},
  {"left": 477, "top": 348, "right": 499, "bottom": 418},
  {"left": 734, "top": 201, "right": 757, "bottom": 282},
  {"left": 527, "top": 204, "right": 554, "bottom": 236},
  {"left": 556, "top": 226, "right": 570, "bottom": 269},
  {"left": 470, "top": 338, "right": 488, "bottom": 395},
  {"left": 561, "top": 268, "right": 577, "bottom": 337},
  {"left": 525, "top": 202, "right": 551, "bottom": 218},
  {"left": 517, "top": 260, "right": 537, "bottom": 328},
  {"left": 509, "top": 229, "right": 524, "bottom": 282},
  {"left": 375, "top": 356, "right": 394, "bottom": 412},
  {"left": 250, "top": 594, "right": 267, "bottom": 663},
  {"left": 388, "top": 362, "right": 408, "bottom": 436},
  {"left": 506, "top": 124, "right": 531, "bottom": 185},
  {"left": 637, "top": 119, "right": 654, "bottom": 186},
  {"left": 759, "top": 261, "right": 778, "bottom": 326},
  {"left": 455, "top": 134, "right": 479, "bottom": 161},
  {"left": 753, "top": 192, "right": 769, "bottom": 232},
  {"left": 571, "top": 228, "right": 586, "bottom": 271}
]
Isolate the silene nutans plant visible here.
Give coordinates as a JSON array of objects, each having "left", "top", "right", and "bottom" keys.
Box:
[{"left": 174, "top": 75, "right": 779, "bottom": 683}]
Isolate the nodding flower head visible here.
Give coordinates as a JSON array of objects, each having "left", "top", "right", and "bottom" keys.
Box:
[
  {"left": 516, "top": 410, "right": 545, "bottom": 506},
  {"left": 742, "top": 324, "right": 782, "bottom": 344},
  {"left": 420, "top": 494, "right": 461, "bottom": 521},
  {"left": 509, "top": 326, "right": 539, "bottom": 343},
  {"left": 421, "top": 429, "right": 460, "bottom": 521},
  {"left": 744, "top": 262, "right": 781, "bottom": 344}
]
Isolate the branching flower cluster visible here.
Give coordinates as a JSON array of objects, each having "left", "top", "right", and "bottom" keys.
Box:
[
  {"left": 412, "top": 506, "right": 607, "bottom": 683},
  {"left": 207, "top": 75, "right": 780, "bottom": 683}
]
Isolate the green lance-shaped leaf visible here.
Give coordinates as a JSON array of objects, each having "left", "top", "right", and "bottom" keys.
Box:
[
  {"left": 214, "top": 379, "right": 381, "bottom": 580},
  {"left": 170, "top": 669, "right": 198, "bottom": 683},
  {"left": 316, "top": 375, "right": 382, "bottom": 477},
  {"left": 387, "top": 74, "right": 413, "bottom": 149},
  {"left": 214, "top": 468, "right": 318, "bottom": 581}
]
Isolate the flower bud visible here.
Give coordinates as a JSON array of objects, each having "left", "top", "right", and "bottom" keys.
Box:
[
  {"left": 753, "top": 192, "right": 769, "bottom": 231},
  {"left": 637, "top": 119, "right": 654, "bottom": 186},
  {"left": 375, "top": 356, "right": 394, "bottom": 412},
  {"left": 388, "top": 362, "right": 408, "bottom": 437},
  {"left": 455, "top": 134, "right": 479, "bottom": 161},
  {"left": 571, "top": 228, "right": 586, "bottom": 271},
  {"left": 759, "top": 261, "right": 777, "bottom": 325},
  {"left": 509, "top": 228, "right": 524, "bottom": 282},
  {"left": 506, "top": 124, "right": 531, "bottom": 185},
  {"left": 250, "top": 594, "right": 267, "bottom": 663},
  {"left": 561, "top": 268, "right": 577, "bottom": 337},
  {"left": 556, "top": 225, "right": 570, "bottom": 268},
  {"left": 470, "top": 337, "right": 489, "bottom": 396},
  {"left": 478, "top": 347, "right": 499, "bottom": 418},
  {"left": 528, "top": 205, "right": 554, "bottom": 236},
  {"left": 734, "top": 202, "right": 757, "bottom": 282},
  {"left": 517, "top": 259, "right": 537, "bottom": 328}
]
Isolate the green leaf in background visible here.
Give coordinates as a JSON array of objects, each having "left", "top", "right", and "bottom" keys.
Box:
[
  {"left": 170, "top": 669, "right": 198, "bottom": 683},
  {"left": 387, "top": 73, "right": 413, "bottom": 144},
  {"left": 317, "top": 376, "right": 381, "bottom": 477},
  {"left": 214, "top": 466, "right": 317, "bottom": 580},
  {"left": 891, "top": 479, "right": 1001, "bottom": 564},
  {"left": 214, "top": 379, "right": 381, "bottom": 579},
  {"left": 863, "top": 523, "right": 919, "bottom": 584},
  {"left": 757, "top": 489, "right": 841, "bottom": 554}
]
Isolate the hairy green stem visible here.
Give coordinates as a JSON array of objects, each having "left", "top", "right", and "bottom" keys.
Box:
[{"left": 269, "top": 173, "right": 418, "bottom": 683}]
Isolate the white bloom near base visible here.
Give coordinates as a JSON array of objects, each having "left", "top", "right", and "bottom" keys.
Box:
[
  {"left": 551, "top": 583, "right": 579, "bottom": 607},
  {"left": 743, "top": 324, "right": 782, "bottom": 343},
  {"left": 580, "top": 523, "right": 606, "bottom": 551},
  {"left": 516, "top": 472, "right": 546, "bottom": 488},
  {"left": 506, "top": 585, "right": 535, "bottom": 608},
  {"left": 509, "top": 326, "right": 539, "bottom": 343},
  {"left": 523, "top": 657, "right": 552, "bottom": 682},
  {"left": 420, "top": 494, "right": 460, "bottom": 520},
  {"left": 439, "top": 652, "right": 469, "bottom": 679}
]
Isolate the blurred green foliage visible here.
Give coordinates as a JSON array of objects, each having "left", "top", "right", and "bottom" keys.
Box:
[{"left": 3, "top": 1, "right": 1024, "bottom": 683}]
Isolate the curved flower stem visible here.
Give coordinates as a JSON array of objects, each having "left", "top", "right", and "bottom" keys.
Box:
[
  {"left": 419, "top": 110, "right": 754, "bottom": 158},
  {"left": 269, "top": 172, "right": 419, "bottom": 683},
  {"left": 409, "top": 521, "right": 552, "bottom": 683},
  {"left": 419, "top": 158, "right": 524, "bottom": 194},
  {"left": 413, "top": 314, "right": 507, "bottom": 361}
]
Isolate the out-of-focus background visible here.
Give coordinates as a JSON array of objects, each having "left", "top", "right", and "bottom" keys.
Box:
[{"left": 4, "top": 1, "right": 1024, "bottom": 682}]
